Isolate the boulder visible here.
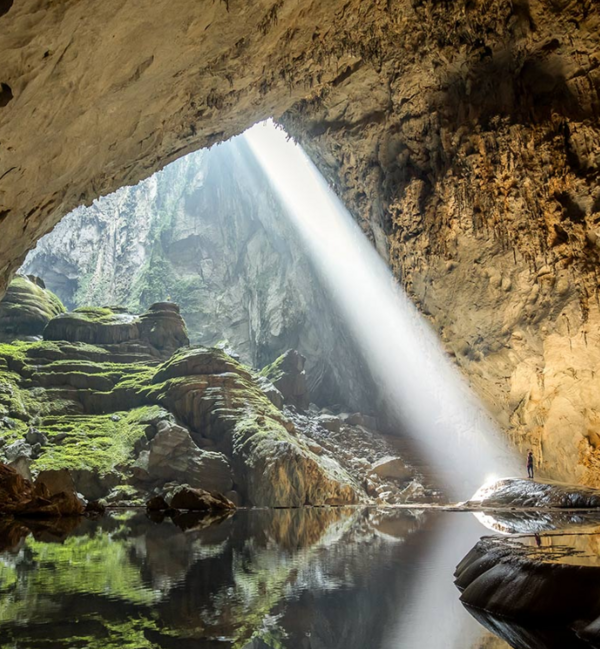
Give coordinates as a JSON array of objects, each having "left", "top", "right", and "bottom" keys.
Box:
[
  {"left": 260, "top": 350, "right": 309, "bottom": 410},
  {"left": 344, "top": 412, "right": 378, "bottom": 429},
  {"left": 5, "top": 440, "right": 32, "bottom": 463},
  {"left": 9, "top": 456, "right": 32, "bottom": 481},
  {"left": 318, "top": 414, "right": 342, "bottom": 433},
  {"left": 36, "top": 468, "right": 78, "bottom": 497},
  {"left": 255, "top": 376, "right": 284, "bottom": 410},
  {"left": 146, "top": 495, "right": 169, "bottom": 511},
  {"left": 0, "top": 463, "right": 85, "bottom": 517},
  {"left": 144, "top": 423, "right": 234, "bottom": 492},
  {"left": 236, "top": 430, "right": 360, "bottom": 507},
  {"left": 70, "top": 469, "right": 121, "bottom": 501},
  {"left": 371, "top": 456, "right": 412, "bottom": 482},
  {"left": 25, "top": 427, "right": 48, "bottom": 446},
  {"left": 168, "top": 485, "right": 236, "bottom": 512},
  {"left": 466, "top": 478, "right": 600, "bottom": 509},
  {"left": 0, "top": 275, "right": 65, "bottom": 342}
]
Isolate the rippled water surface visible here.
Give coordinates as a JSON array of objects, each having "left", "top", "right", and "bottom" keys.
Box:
[{"left": 0, "top": 506, "right": 573, "bottom": 649}]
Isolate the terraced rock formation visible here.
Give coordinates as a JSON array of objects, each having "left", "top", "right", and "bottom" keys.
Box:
[{"left": 0, "top": 277, "right": 369, "bottom": 506}]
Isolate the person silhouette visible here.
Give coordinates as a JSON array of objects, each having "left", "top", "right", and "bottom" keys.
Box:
[{"left": 527, "top": 450, "right": 534, "bottom": 480}]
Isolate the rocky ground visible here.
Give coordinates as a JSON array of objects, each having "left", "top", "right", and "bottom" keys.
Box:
[{"left": 0, "top": 275, "right": 431, "bottom": 508}]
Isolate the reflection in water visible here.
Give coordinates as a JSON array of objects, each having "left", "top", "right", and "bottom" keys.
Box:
[
  {"left": 0, "top": 508, "right": 506, "bottom": 649},
  {"left": 457, "top": 511, "right": 600, "bottom": 649}
]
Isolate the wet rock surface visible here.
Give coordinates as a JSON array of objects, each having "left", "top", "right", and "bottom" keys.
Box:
[
  {"left": 456, "top": 528, "right": 600, "bottom": 649},
  {"left": 466, "top": 478, "right": 600, "bottom": 509}
]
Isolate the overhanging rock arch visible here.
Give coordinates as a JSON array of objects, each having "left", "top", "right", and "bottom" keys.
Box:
[{"left": 1, "top": 0, "right": 600, "bottom": 484}]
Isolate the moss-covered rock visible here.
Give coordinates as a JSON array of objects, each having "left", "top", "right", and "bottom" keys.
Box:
[
  {"left": 260, "top": 349, "right": 309, "bottom": 410},
  {"left": 149, "top": 347, "right": 361, "bottom": 506},
  {"left": 44, "top": 302, "right": 189, "bottom": 358},
  {"left": 0, "top": 275, "right": 65, "bottom": 342},
  {"left": 0, "top": 298, "right": 362, "bottom": 505}
]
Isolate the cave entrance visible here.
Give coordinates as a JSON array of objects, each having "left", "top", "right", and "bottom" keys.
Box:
[{"left": 21, "top": 119, "right": 516, "bottom": 499}]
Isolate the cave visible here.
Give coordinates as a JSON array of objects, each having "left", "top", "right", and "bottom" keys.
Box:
[{"left": 0, "top": 1, "right": 599, "bottom": 648}]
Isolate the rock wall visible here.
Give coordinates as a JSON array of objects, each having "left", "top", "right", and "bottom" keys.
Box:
[
  {"left": 22, "top": 137, "right": 374, "bottom": 408},
  {"left": 280, "top": 1, "right": 600, "bottom": 485}
]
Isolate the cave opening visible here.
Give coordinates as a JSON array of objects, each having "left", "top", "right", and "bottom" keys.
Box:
[{"left": 18, "top": 118, "right": 516, "bottom": 500}]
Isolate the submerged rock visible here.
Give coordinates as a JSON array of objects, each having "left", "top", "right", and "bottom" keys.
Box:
[{"left": 466, "top": 478, "right": 600, "bottom": 509}]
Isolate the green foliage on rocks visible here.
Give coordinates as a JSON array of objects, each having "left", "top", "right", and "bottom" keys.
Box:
[
  {"left": 71, "top": 306, "right": 122, "bottom": 322},
  {"left": 0, "top": 275, "right": 66, "bottom": 342},
  {"left": 260, "top": 352, "right": 287, "bottom": 383},
  {"left": 32, "top": 407, "right": 162, "bottom": 474}
]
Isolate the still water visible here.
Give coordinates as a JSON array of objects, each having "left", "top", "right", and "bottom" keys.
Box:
[{"left": 0, "top": 507, "right": 595, "bottom": 649}]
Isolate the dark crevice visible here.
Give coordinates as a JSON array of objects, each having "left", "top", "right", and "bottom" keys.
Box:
[
  {"left": 0, "top": 0, "right": 13, "bottom": 18},
  {"left": 0, "top": 83, "right": 13, "bottom": 107},
  {"left": 556, "top": 191, "right": 586, "bottom": 224}
]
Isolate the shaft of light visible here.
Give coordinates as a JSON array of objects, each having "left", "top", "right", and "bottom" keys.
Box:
[{"left": 244, "top": 120, "right": 518, "bottom": 499}]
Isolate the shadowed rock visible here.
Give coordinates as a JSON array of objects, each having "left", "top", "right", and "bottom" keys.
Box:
[
  {"left": 0, "top": 463, "right": 85, "bottom": 517},
  {"left": 260, "top": 349, "right": 310, "bottom": 410},
  {"left": 456, "top": 532, "right": 600, "bottom": 648}
]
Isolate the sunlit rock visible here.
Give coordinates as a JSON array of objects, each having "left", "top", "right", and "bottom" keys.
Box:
[
  {"left": 44, "top": 302, "right": 189, "bottom": 358},
  {"left": 0, "top": 287, "right": 364, "bottom": 506},
  {"left": 371, "top": 456, "right": 412, "bottom": 482},
  {"left": 466, "top": 478, "right": 600, "bottom": 509}
]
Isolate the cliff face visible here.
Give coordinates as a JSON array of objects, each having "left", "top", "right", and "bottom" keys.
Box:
[
  {"left": 280, "top": 1, "right": 600, "bottom": 484},
  {"left": 22, "top": 138, "right": 373, "bottom": 409}
]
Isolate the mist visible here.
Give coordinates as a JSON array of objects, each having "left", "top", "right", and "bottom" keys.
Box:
[{"left": 245, "top": 120, "right": 518, "bottom": 500}]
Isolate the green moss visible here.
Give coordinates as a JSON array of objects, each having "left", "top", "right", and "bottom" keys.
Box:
[
  {"left": 71, "top": 307, "right": 123, "bottom": 323},
  {"left": 0, "top": 532, "right": 159, "bottom": 632},
  {"left": 31, "top": 407, "right": 161, "bottom": 474},
  {"left": 259, "top": 353, "right": 287, "bottom": 383}
]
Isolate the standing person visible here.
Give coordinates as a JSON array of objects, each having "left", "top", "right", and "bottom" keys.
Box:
[{"left": 527, "top": 450, "right": 534, "bottom": 480}]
